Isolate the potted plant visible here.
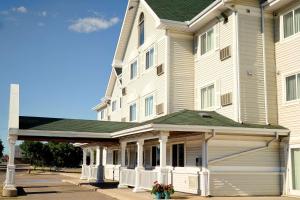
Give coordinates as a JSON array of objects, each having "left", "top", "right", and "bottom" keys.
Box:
[
  {"left": 163, "top": 184, "right": 174, "bottom": 199},
  {"left": 151, "top": 181, "right": 163, "bottom": 199}
]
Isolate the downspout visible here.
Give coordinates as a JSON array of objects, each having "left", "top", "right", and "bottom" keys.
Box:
[
  {"left": 261, "top": 4, "right": 270, "bottom": 125},
  {"left": 223, "top": 1, "right": 242, "bottom": 123}
]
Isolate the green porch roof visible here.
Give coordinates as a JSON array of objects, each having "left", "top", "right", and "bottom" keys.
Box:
[
  {"left": 19, "top": 116, "right": 136, "bottom": 133},
  {"left": 145, "top": 0, "right": 217, "bottom": 22},
  {"left": 19, "top": 110, "right": 286, "bottom": 135}
]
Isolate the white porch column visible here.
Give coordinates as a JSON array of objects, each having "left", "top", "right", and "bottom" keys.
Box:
[
  {"left": 158, "top": 131, "right": 169, "bottom": 184},
  {"left": 103, "top": 147, "right": 107, "bottom": 166},
  {"left": 133, "top": 139, "right": 144, "bottom": 192},
  {"left": 80, "top": 148, "right": 88, "bottom": 179},
  {"left": 3, "top": 84, "right": 19, "bottom": 197},
  {"left": 118, "top": 142, "right": 127, "bottom": 188},
  {"left": 96, "top": 146, "right": 104, "bottom": 183},
  {"left": 88, "top": 148, "right": 95, "bottom": 181}
]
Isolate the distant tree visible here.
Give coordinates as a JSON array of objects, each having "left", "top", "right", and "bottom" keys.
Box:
[{"left": 0, "top": 139, "right": 4, "bottom": 159}]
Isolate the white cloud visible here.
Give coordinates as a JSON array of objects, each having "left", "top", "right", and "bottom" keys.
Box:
[
  {"left": 37, "top": 22, "right": 45, "bottom": 27},
  {"left": 12, "top": 6, "right": 28, "bottom": 14},
  {"left": 68, "top": 17, "right": 119, "bottom": 33},
  {"left": 40, "top": 11, "right": 47, "bottom": 17}
]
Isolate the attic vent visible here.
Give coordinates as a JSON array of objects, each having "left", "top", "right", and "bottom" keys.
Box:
[
  {"left": 122, "top": 87, "right": 127, "bottom": 96},
  {"left": 198, "top": 112, "right": 212, "bottom": 118},
  {"left": 221, "top": 92, "right": 232, "bottom": 107},
  {"left": 156, "top": 64, "right": 164, "bottom": 76},
  {"left": 156, "top": 103, "right": 164, "bottom": 115},
  {"left": 220, "top": 46, "right": 231, "bottom": 61}
]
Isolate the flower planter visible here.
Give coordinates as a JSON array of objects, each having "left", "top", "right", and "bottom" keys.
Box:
[
  {"left": 154, "top": 192, "right": 162, "bottom": 199},
  {"left": 164, "top": 191, "right": 170, "bottom": 199}
]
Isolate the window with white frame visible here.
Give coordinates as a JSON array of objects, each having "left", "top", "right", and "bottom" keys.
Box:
[
  {"left": 145, "top": 47, "right": 154, "bottom": 69},
  {"left": 99, "top": 109, "right": 104, "bottom": 120},
  {"left": 286, "top": 73, "right": 300, "bottom": 101},
  {"left": 130, "top": 60, "right": 137, "bottom": 80},
  {"left": 145, "top": 95, "right": 154, "bottom": 117},
  {"left": 129, "top": 103, "right": 137, "bottom": 122},
  {"left": 201, "top": 84, "right": 215, "bottom": 110},
  {"left": 200, "top": 28, "right": 214, "bottom": 55},
  {"left": 283, "top": 7, "right": 300, "bottom": 38},
  {"left": 151, "top": 146, "right": 160, "bottom": 167},
  {"left": 113, "top": 150, "right": 119, "bottom": 165},
  {"left": 172, "top": 143, "right": 184, "bottom": 167},
  {"left": 112, "top": 100, "right": 117, "bottom": 112}
]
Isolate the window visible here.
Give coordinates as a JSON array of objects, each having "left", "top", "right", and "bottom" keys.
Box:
[
  {"left": 130, "top": 103, "right": 137, "bottom": 121},
  {"left": 151, "top": 146, "right": 160, "bottom": 167},
  {"left": 201, "top": 28, "right": 214, "bottom": 55},
  {"left": 172, "top": 144, "right": 184, "bottom": 167},
  {"left": 286, "top": 73, "right": 300, "bottom": 101},
  {"left": 283, "top": 8, "right": 300, "bottom": 38},
  {"left": 113, "top": 150, "right": 119, "bottom": 165},
  {"left": 112, "top": 100, "right": 117, "bottom": 112},
  {"left": 119, "top": 97, "right": 122, "bottom": 108},
  {"left": 201, "top": 84, "right": 215, "bottom": 109},
  {"left": 130, "top": 61, "right": 137, "bottom": 80},
  {"left": 291, "top": 148, "right": 300, "bottom": 190},
  {"left": 138, "top": 13, "right": 144, "bottom": 46},
  {"left": 99, "top": 110, "right": 104, "bottom": 120},
  {"left": 146, "top": 47, "right": 154, "bottom": 69},
  {"left": 145, "top": 95, "right": 154, "bottom": 117}
]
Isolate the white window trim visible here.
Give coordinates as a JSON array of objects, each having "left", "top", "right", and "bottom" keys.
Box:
[
  {"left": 129, "top": 58, "right": 139, "bottom": 81},
  {"left": 199, "top": 81, "right": 217, "bottom": 111},
  {"left": 112, "top": 100, "right": 117, "bottom": 112},
  {"left": 282, "top": 70, "right": 300, "bottom": 106},
  {"left": 99, "top": 109, "right": 105, "bottom": 120},
  {"left": 288, "top": 144, "right": 300, "bottom": 196},
  {"left": 199, "top": 27, "right": 215, "bottom": 57},
  {"left": 145, "top": 45, "right": 156, "bottom": 70},
  {"left": 169, "top": 142, "right": 186, "bottom": 168},
  {"left": 280, "top": 5, "right": 300, "bottom": 42},
  {"left": 144, "top": 93, "right": 155, "bottom": 119},
  {"left": 129, "top": 101, "right": 138, "bottom": 122}
]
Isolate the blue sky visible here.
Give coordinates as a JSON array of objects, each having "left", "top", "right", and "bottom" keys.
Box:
[{"left": 0, "top": 0, "right": 127, "bottom": 153}]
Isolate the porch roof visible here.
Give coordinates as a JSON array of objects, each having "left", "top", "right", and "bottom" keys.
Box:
[{"left": 19, "top": 116, "right": 136, "bottom": 133}]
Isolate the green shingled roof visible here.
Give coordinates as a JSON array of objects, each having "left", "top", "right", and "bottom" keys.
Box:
[
  {"left": 142, "top": 110, "right": 286, "bottom": 129},
  {"left": 145, "top": 0, "right": 217, "bottom": 22},
  {"left": 19, "top": 110, "right": 286, "bottom": 135},
  {"left": 19, "top": 116, "right": 136, "bottom": 133}
]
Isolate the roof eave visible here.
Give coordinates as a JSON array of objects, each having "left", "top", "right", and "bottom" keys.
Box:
[{"left": 262, "top": 0, "right": 295, "bottom": 11}]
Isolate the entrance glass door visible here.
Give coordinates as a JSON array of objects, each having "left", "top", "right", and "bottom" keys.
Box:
[{"left": 291, "top": 147, "right": 300, "bottom": 196}]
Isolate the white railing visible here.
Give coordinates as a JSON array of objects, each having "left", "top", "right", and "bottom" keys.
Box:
[
  {"left": 120, "top": 168, "right": 136, "bottom": 187},
  {"left": 104, "top": 165, "right": 120, "bottom": 181},
  {"left": 139, "top": 169, "right": 158, "bottom": 190},
  {"left": 89, "top": 165, "right": 98, "bottom": 180},
  {"left": 81, "top": 165, "right": 89, "bottom": 179}
]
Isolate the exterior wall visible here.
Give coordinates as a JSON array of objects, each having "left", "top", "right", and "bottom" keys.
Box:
[
  {"left": 194, "top": 14, "right": 236, "bottom": 120},
  {"left": 208, "top": 135, "right": 282, "bottom": 196},
  {"left": 275, "top": 1, "right": 300, "bottom": 144},
  {"left": 108, "top": 79, "right": 123, "bottom": 121},
  {"left": 169, "top": 32, "right": 195, "bottom": 113},
  {"left": 120, "top": 2, "right": 167, "bottom": 122},
  {"left": 238, "top": 8, "right": 267, "bottom": 124},
  {"left": 234, "top": 0, "right": 260, "bottom": 8}
]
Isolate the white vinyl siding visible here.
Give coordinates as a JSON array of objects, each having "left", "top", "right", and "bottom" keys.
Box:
[
  {"left": 130, "top": 61, "right": 137, "bottom": 80},
  {"left": 145, "top": 95, "right": 154, "bottom": 117},
  {"left": 145, "top": 47, "right": 154, "bottom": 69},
  {"left": 283, "top": 7, "right": 300, "bottom": 38},
  {"left": 201, "top": 28, "right": 214, "bottom": 55},
  {"left": 129, "top": 103, "right": 137, "bottom": 122},
  {"left": 286, "top": 73, "right": 300, "bottom": 101},
  {"left": 201, "top": 84, "right": 215, "bottom": 110}
]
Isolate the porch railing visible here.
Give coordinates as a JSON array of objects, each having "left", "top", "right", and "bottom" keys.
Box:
[
  {"left": 104, "top": 165, "right": 120, "bottom": 181},
  {"left": 119, "top": 168, "right": 136, "bottom": 187},
  {"left": 89, "top": 165, "right": 98, "bottom": 180},
  {"left": 139, "top": 169, "right": 158, "bottom": 190}
]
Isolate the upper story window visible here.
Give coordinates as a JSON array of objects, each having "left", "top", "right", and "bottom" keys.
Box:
[
  {"left": 145, "top": 95, "right": 154, "bottom": 117},
  {"left": 130, "top": 60, "right": 137, "bottom": 80},
  {"left": 201, "top": 84, "right": 215, "bottom": 110},
  {"left": 283, "top": 7, "right": 300, "bottom": 38},
  {"left": 112, "top": 100, "right": 117, "bottom": 112},
  {"left": 200, "top": 28, "right": 214, "bottom": 55},
  {"left": 286, "top": 73, "right": 300, "bottom": 102},
  {"left": 145, "top": 47, "right": 154, "bottom": 70},
  {"left": 119, "top": 97, "right": 122, "bottom": 108},
  {"left": 172, "top": 143, "right": 184, "bottom": 167},
  {"left": 99, "top": 110, "right": 104, "bottom": 120},
  {"left": 129, "top": 103, "right": 137, "bottom": 122},
  {"left": 138, "top": 13, "right": 145, "bottom": 46}
]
